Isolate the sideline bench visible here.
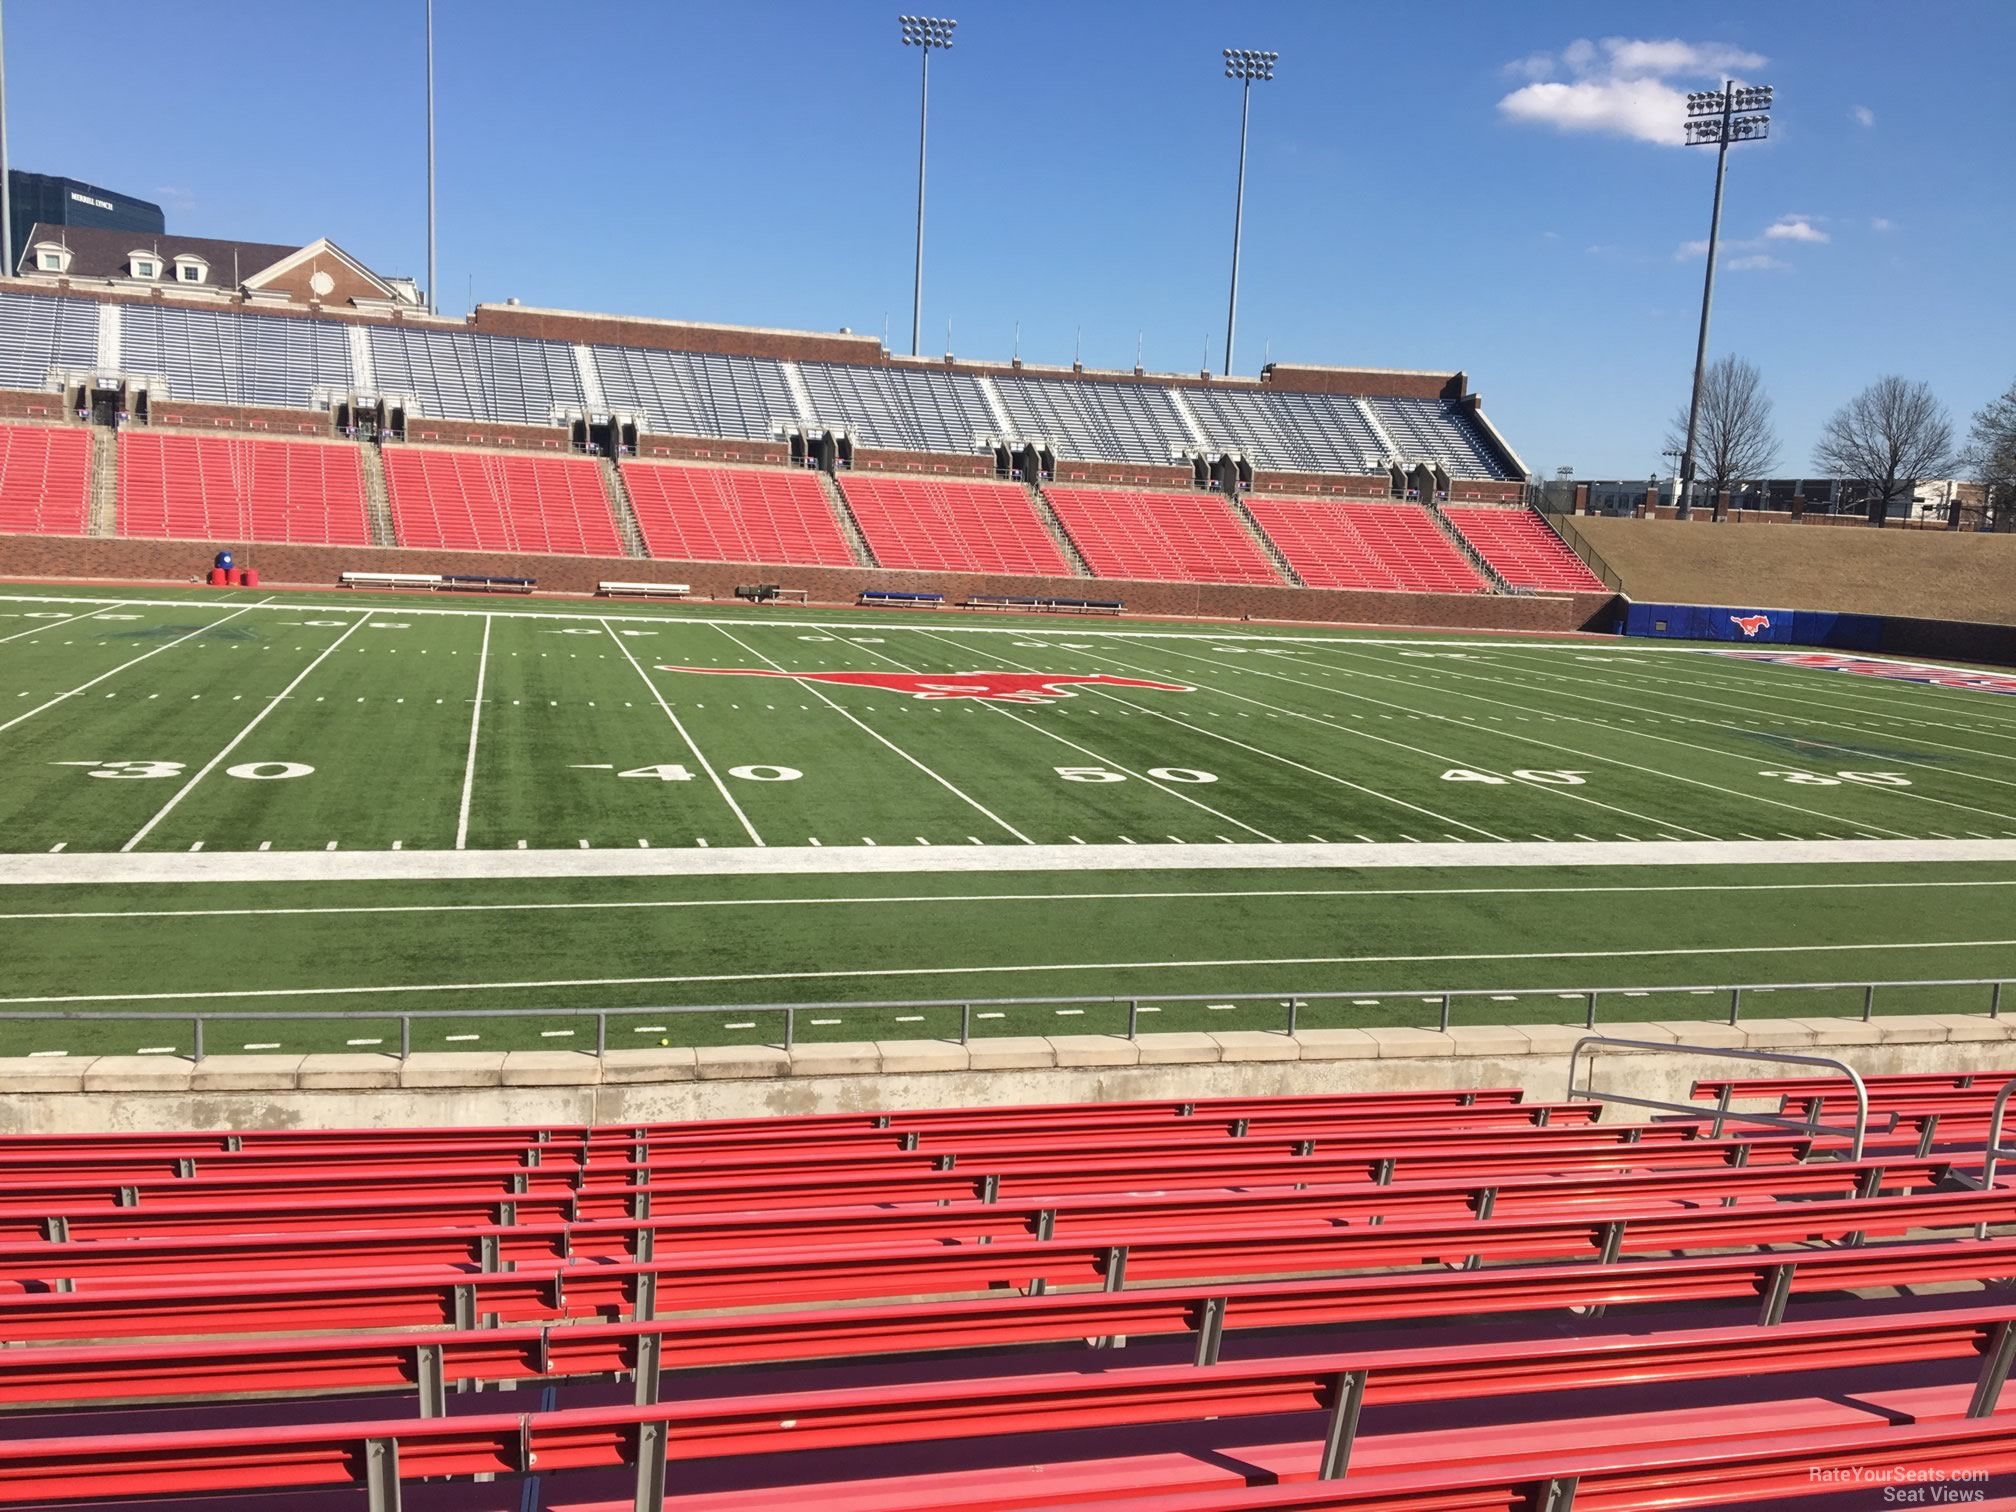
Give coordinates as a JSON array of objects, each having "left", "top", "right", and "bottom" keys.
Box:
[
  {"left": 440, "top": 573, "right": 534, "bottom": 595},
  {"left": 859, "top": 589, "right": 944, "bottom": 608},
  {"left": 964, "top": 594, "right": 1124, "bottom": 615},
  {"left": 339, "top": 571, "right": 443, "bottom": 592},
  {"left": 597, "top": 580, "right": 690, "bottom": 600}
]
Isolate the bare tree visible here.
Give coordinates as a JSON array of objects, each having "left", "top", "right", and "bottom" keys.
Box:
[
  {"left": 1813, "top": 375, "right": 1955, "bottom": 529},
  {"left": 1963, "top": 377, "right": 2016, "bottom": 532},
  {"left": 1666, "top": 356, "right": 1780, "bottom": 518}
]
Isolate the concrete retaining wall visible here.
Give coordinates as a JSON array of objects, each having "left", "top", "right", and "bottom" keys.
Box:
[{"left": 2, "top": 1015, "right": 2008, "bottom": 1135}]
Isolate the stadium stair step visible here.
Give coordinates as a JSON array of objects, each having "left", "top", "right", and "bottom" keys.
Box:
[
  {"left": 1225, "top": 490, "right": 1306, "bottom": 587},
  {"left": 357, "top": 442, "right": 396, "bottom": 548},
  {"left": 1425, "top": 497, "right": 1512, "bottom": 591},
  {"left": 86, "top": 425, "right": 118, "bottom": 537},
  {"left": 819, "top": 470, "right": 880, "bottom": 568},
  {"left": 597, "top": 455, "right": 649, "bottom": 558},
  {"left": 1026, "top": 482, "right": 1093, "bottom": 576}
]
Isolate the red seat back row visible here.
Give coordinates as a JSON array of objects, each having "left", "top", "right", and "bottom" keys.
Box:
[
  {"left": 620, "top": 460, "right": 854, "bottom": 566},
  {"left": 117, "top": 430, "right": 370, "bottom": 545},
  {"left": 0, "top": 423, "right": 89, "bottom": 537}
]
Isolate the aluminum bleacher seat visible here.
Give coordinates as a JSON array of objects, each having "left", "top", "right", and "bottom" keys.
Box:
[
  {"left": 121, "top": 303, "right": 354, "bottom": 410},
  {"left": 367, "top": 326, "right": 583, "bottom": 426},
  {"left": 0, "top": 422, "right": 90, "bottom": 536},
  {"left": 1187, "top": 388, "right": 1390, "bottom": 475},
  {"left": 593, "top": 347, "right": 795, "bottom": 440},
  {"left": 1041, "top": 485, "right": 1283, "bottom": 585},
  {"left": 994, "top": 375, "right": 1191, "bottom": 465},
  {"left": 382, "top": 447, "right": 620, "bottom": 555},
  {"left": 798, "top": 363, "right": 997, "bottom": 454},
  {"left": 116, "top": 431, "right": 370, "bottom": 545},
  {"left": 1444, "top": 505, "right": 1607, "bottom": 592},
  {"left": 620, "top": 461, "right": 854, "bottom": 566},
  {"left": 839, "top": 475, "right": 1071, "bottom": 576},
  {"left": 3, "top": 1073, "right": 2014, "bottom": 1509},
  {"left": 0, "top": 290, "right": 98, "bottom": 391},
  {"left": 1369, "top": 397, "right": 1516, "bottom": 481}
]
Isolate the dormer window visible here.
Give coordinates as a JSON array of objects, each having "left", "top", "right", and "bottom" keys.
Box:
[
  {"left": 32, "top": 243, "right": 71, "bottom": 275},
  {"left": 173, "top": 256, "right": 208, "bottom": 285},
  {"left": 127, "top": 253, "right": 160, "bottom": 280}
]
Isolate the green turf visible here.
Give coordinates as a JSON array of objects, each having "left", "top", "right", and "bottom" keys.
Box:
[{"left": 3, "top": 587, "right": 2016, "bottom": 1057}]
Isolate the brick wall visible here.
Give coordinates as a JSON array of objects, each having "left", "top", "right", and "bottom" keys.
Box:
[
  {"left": 0, "top": 390, "right": 74, "bottom": 422},
  {"left": 635, "top": 434, "right": 790, "bottom": 466},
  {"left": 850, "top": 448, "right": 997, "bottom": 478},
  {"left": 149, "top": 401, "right": 333, "bottom": 436},
  {"left": 397, "top": 417, "right": 572, "bottom": 451},
  {"left": 0, "top": 531, "right": 1619, "bottom": 633},
  {"left": 1262, "top": 366, "right": 1463, "bottom": 401},
  {"left": 472, "top": 306, "right": 884, "bottom": 365},
  {"left": 1049, "top": 459, "right": 1195, "bottom": 488}
]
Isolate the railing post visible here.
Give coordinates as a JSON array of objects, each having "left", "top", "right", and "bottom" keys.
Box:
[
  {"left": 1285, "top": 997, "right": 1299, "bottom": 1036},
  {"left": 1585, "top": 990, "right": 1598, "bottom": 1030},
  {"left": 595, "top": 1014, "right": 607, "bottom": 1058},
  {"left": 1994, "top": 982, "right": 2005, "bottom": 1020},
  {"left": 1727, "top": 986, "right": 1742, "bottom": 1026},
  {"left": 1863, "top": 984, "right": 1876, "bottom": 1022},
  {"left": 1970, "top": 1318, "right": 2016, "bottom": 1418},
  {"left": 1317, "top": 1368, "right": 1369, "bottom": 1480},
  {"left": 960, "top": 1003, "right": 971, "bottom": 1045},
  {"left": 783, "top": 1005, "right": 795, "bottom": 1051},
  {"left": 1438, "top": 993, "right": 1452, "bottom": 1033},
  {"left": 399, "top": 1016, "right": 412, "bottom": 1061},
  {"left": 1127, "top": 1000, "right": 1139, "bottom": 1039},
  {"left": 364, "top": 1436, "right": 402, "bottom": 1512},
  {"left": 192, "top": 1015, "right": 204, "bottom": 1063}
]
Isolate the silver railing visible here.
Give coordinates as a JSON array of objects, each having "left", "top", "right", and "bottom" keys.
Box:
[
  {"left": 1565, "top": 1037, "right": 1870, "bottom": 1161},
  {"left": 0, "top": 973, "right": 2006, "bottom": 1062}
]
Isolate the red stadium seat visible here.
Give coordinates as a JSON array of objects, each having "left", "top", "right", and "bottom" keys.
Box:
[
  {"left": 1443, "top": 505, "right": 1607, "bottom": 592},
  {"left": 838, "top": 475, "right": 1071, "bottom": 576},
  {"left": 383, "top": 446, "right": 622, "bottom": 556},
  {"left": 0, "top": 423, "right": 90, "bottom": 537},
  {"left": 116, "top": 431, "right": 371, "bottom": 545},
  {"left": 1244, "top": 498, "right": 1487, "bottom": 594},
  {"left": 619, "top": 461, "right": 854, "bottom": 566},
  {"left": 1042, "top": 486, "right": 1283, "bottom": 585}
]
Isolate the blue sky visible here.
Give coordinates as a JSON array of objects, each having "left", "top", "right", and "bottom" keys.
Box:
[{"left": 5, "top": 0, "right": 2011, "bottom": 478}]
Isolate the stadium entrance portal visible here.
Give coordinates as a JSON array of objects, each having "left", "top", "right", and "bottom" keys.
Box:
[{"left": 997, "top": 442, "right": 1053, "bottom": 483}]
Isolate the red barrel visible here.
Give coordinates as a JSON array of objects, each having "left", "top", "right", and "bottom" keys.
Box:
[
  {"left": 208, "top": 567, "right": 229, "bottom": 586},
  {"left": 226, "top": 568, "right": 244, "bottom": 586},
  {"left": 240, "top": 568, "right": 261, "bottom": 588}
]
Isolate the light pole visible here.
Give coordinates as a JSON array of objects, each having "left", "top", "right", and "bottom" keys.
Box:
[
  {"left": 425, "top": 0, "right": 436, "bottom": 314},
  {"left": 0, "top": 0, "right": 12, "bottom": 280},
  {"left": 1675, "top": 80, "right": 1773, "bottom": 520},
  {"left": 1221, "top": 48, "right": 1277, "bottom": 377},
  {"left": 899, "top": 15, "right": 956, "bottom": 358}
]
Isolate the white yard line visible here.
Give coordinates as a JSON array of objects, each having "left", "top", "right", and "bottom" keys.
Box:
[
  {"left": 937, "top": 629, "right": 1715, "bottom": 843},
  {"left": 7, "top": 876, "right": 2014, "bottom": 924},
  {"left": 0, "top": 602, "right": 149, "bottom": 645},
  {"left": 6, "top": 932, "right": 2013, "bottom": 1008},
  {"left": 119, "top": 613, "right": 375, "bottom": 853},
  {"left": 6, "top": 836, "right": 2015, "bottom": 886},
  {"left": 712, "top": 624, "right": 1033, "bottom": 844},
  {"left": 0, "top": 604, "right": 261, "bottom": 737},
  {"left": 601, "top": 617, "right": 764, "bottom": 847},
  {"left": 453, "top": 615, "right": 493, "bottom": 851},
  {"left": 835, "top": 628, "right": 1280, "bottom": 843},
  {"left": 1285, "top": 643, "right": 1921, "bottom": 839}
]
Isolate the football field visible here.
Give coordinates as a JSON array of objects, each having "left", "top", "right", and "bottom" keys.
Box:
[{"left": 3, "top": 586, "right": 2015, "bottom": 1057}]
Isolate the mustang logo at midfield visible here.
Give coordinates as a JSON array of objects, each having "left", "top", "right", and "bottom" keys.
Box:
[{"left": 656, "top": 667, "right": 1193, "bottom": 704}]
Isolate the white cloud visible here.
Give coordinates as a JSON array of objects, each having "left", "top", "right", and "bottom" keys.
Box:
[
  {"left": 1871, "top": 216, "right": 1893, "bottom": 232},
  {"left": 1764, "top": 216, "right": 1829, "bottom": 243},
  {"left": 1497, "top": 36, "right": 1768, "bottom": 146},
  {"left": 1674, "top": 238, "right": 1712, "bottom": 261},
  {"left": 1851, "top": 105, "right": 1876, "bottom": 127},
  {"left": 1727, "top": 254, "right": 1791, "bottom": 271}
]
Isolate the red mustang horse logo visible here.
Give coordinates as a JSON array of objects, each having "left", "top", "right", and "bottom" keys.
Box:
[
  {"left": 656, "top": 667, "right": 1193, "bottom": 705},
  {"left": 1730, "top": 614, "right": 1773, "bottom": 638}
]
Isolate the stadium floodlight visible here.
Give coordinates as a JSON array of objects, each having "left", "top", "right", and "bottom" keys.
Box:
[
  {"left": 1675, "top": 78, "right": 1775, "bottom": 520},
  {"left": 1220, "top": 48, "right": 1278, "bottom": 376},
  {"left": 425, "top": 0, "right": 436, "bottom": 314},
  {"left": 899, "top": 15, "right": 957, "bottom": 358},
  {"left": 0, "top": 0, "right": 11, "bottom": 281}
]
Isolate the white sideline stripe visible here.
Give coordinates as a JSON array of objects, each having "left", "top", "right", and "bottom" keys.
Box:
[
  {"left": 6, "top": 875, "right": 2014, "bottom": 923},
  {"left": 5, "top": 933, "right": 2012, "bottom": 1008},
  {"left": 6, "top": 836, "right": 2016, "bottom": 888},
  {"left": 454, "top": 615, "right": 493, "bottom": 851},
  {"left": 0, "top": 604, "right": 260, "bottom": 737},
  {"left": 120, "top": 613, "right": 375, "bottom": 853},
  {"left": 603, "top": 616, "right": 764, "bottom": 847},
  {"left": 713, "top": 623, "right": 1033, "bottom": 845}
]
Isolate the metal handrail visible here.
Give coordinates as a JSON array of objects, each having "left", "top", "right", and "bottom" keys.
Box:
[
  {"left": 0, "top": 973, "right": 2005, "bottom": 1064},
  {"left": 1566, "top": 1036, "right": 1870, "bottom": 1162},
  {"left": 1974, "top": 1076, "right": 2016, "bottom": 1195}
]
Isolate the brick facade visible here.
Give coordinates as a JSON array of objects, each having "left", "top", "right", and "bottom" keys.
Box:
[
  {"left": 398, "top": 417, "right": 572, "bottom": 451},
  {"left": 149, "top": 400, "right": 334, "bottom": 436},
  {"left": 0, "top": 531, "right": 1619, "bottom": 634},
  {"left": 634, "top": 434, "right": 790, "bottom": 466}
]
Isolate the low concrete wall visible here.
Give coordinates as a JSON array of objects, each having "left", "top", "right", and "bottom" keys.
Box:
[{"left": 1, "top": 1015, "right": 2005, "bottom": 1134}]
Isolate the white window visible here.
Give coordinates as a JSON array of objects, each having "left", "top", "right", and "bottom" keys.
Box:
[
  {"left": 30, "top": 243, "right": 70, "bottom": 275},
  {"left": 173, "top": 257, "right": 208, "bottom": 285},
  {"left": 128, "top": 256, "right": 159, "bottom": 279}
]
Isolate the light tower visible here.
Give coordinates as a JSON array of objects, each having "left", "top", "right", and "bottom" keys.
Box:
[
  {"left": 1675, "top": 80, "right": 1774, "bottom": 519},
  {"left": 900, "top": 15, "right": 956, "bottom": 358},
  {"left": 1220, "top": 47, "right": 1277, "bottom": 377}
]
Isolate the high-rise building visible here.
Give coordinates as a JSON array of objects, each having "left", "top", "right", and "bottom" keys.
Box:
[{"left": 7, "top": 171, "right": 163, "bottom": 265}]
